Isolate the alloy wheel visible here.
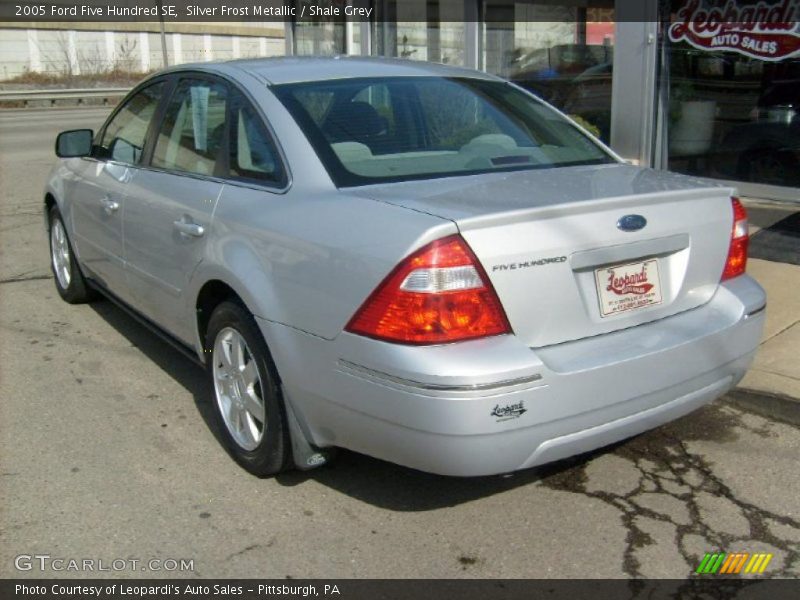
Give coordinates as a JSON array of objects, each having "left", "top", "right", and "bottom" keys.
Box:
[
  {"left": 212, "top": 327, "right": 266, "bottom": 451},
  {"left": 50, "top": 218, "right": 72, "bottom": 289}
]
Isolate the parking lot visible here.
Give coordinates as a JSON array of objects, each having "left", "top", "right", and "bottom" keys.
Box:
[{"left": 1, "top": 107, "right": 799, "bottom": 579}]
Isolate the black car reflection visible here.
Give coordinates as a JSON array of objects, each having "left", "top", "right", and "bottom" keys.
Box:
[
  {"left": 510, "top": 45, "right": 614, "bottom": 142},
  {"left": 714, "top": 79, "right": 800, "bottom": 187}
]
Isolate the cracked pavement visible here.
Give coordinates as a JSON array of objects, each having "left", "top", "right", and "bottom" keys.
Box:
[
  {"left": 541, "top": 411, "right": 800, "bottom": 579},
  {"left": 1, "top": 108, "right": 799, "bottom": 579}
]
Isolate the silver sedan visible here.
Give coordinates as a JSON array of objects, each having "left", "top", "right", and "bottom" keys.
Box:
[{"left": 45, "top": 57, "right": 765, "bottom": 476}]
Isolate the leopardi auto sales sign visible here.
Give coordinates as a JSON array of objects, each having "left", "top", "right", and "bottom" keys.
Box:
[{"left": 669, "top": 0, "right": 800, "bottom": 61}]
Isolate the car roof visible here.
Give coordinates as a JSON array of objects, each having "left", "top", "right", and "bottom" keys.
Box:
[{"left": 163, "top": 56, "right": 503, "bottom": 86}]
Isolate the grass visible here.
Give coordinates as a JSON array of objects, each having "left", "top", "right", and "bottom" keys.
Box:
[{"left": 1, "top": 68, "right": 153, "bottom": 88}]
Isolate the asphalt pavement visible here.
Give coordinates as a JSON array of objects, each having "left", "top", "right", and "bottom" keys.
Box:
[{"left": 1, "top": 108, "right": 799, "bottom": 580}]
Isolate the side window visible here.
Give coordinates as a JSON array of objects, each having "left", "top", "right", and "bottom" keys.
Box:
[
  {"left": 99, "top": 81, "right": 164, "bottom": 164},
  {"left": 152, "top": 78, "right": 228, "bottom": 176},
  {"left": 228, "top": 92, "right": 285, "bottom": 185}
]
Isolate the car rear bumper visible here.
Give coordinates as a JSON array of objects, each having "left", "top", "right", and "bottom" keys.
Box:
[{"left": 258, "top": 275, "right": 766, "bottom": 476}]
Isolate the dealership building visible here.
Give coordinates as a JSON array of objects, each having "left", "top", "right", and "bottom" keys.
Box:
[{"left": 1, "top": 0, "right": 798, "bottom": 200}]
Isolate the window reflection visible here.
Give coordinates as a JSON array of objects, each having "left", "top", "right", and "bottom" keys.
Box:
[
  {"left": 666, "top": 12, "right": 800, "bottom": 189},
  {"left": 483, "top": 2, "right": 615, "bottom": 143},
  {"left": 373, "top": 0, "right": 466, "bottom": 66}
]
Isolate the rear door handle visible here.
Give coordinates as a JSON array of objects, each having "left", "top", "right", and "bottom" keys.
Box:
[
  {"left": 173, "top": 220, "right": 205, "bottom": 238},
  {"left": 101, "top": 197, "right": 119, "bottom": 215}
]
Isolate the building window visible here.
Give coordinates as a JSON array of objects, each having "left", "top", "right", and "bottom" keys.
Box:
[
  {"left": 664, "top": 0, "right": 800, "bottom": 189},
  {"left": 373, "top": 0, "right": 467, "bottom": 66},
  {"left": 482, "top": 1, "right": 616, "bottom": 143}
]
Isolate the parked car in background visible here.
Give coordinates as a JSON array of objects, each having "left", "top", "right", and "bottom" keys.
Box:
[
  {"left": 510, "top": 46, "right": 614, "bottom": 142},
  {"left": 510, "top": 44, "right": 613, "bottom": 105},
  {"left": 561, "top": 62, "right": 613, "bottom": 142},
  {"left": 713, "top": 79, "right": 800, "bottom": 187},
  {"left": 46, "top": 57, "right": 765, "bottom": 477}
]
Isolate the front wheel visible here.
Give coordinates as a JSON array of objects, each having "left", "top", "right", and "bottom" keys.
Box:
[
  {"left": 48, "top": 206, "right": 94, "bottom": 304},
  {"left": 205, "top": 301, "right": 291, "bottom": 476}
]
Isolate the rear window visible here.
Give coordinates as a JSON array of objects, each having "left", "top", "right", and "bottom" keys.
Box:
[{"left": 273, "top": 76, "right": 614, "bottom": 187}]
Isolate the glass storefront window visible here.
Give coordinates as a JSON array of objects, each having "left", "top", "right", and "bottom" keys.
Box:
[
  {"left": 482, "top": 1, "right": 616, "bottom": 143},
  {"left": 373, "top": 1, "right": 466, "bottom": 66},
  {"left": 294, "top": 20, "right": 346, "bottom": 55},
  {"left": 664, "top": 0, "right": 800, "bottom": 189}
]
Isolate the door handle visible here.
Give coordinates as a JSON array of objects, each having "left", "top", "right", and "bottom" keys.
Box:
[
  {"left": 101, "top": 197, "right": 119, "bottom": 215},
  {"left": 173, "top": 220, "right": 205, "bottom": 238}
]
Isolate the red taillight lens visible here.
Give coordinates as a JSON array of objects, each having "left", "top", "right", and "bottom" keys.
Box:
[
  {"left": 346, "top": 234, "right": 511, "bottom": 344},
  {"left": 722, "top": 197, "right": 749, "bottom": 281}
]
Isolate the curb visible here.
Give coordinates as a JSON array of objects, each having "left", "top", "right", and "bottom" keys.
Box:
[{"left": 726, "top": 388, "right": 800, "bottom": 427}]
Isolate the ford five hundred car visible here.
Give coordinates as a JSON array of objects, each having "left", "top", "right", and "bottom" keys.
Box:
[{"left": 45, "top": 57, "right": 766, "bottom": 477}]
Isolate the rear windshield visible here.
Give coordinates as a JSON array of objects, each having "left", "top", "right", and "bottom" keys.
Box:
[{"left": 272, "top": 76, "right": 615, "bottom": 187}]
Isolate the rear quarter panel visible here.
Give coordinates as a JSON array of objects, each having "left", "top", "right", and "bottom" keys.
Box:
[
  {"left": 187, "top": 71, "right": 457, "bottom": 346},
  {"left": 194, "top": 185, "right": 455, "bottom": 345}
]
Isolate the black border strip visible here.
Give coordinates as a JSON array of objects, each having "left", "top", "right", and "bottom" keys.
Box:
[{"left": 4, "top": 578, "right": 799, "bottom": 600}]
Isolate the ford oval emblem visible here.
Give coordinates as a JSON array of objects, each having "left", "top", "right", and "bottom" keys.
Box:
[{"left": 617, "top": 214, "right": 647, "bottom": 232}]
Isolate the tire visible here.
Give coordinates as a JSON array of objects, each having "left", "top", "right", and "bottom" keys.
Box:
[
  {"left": 205, "top": 301, "right": 291, "bottom": 476},
  {"left": 48, "top": 206, "right": 95, "bottom": 304}
]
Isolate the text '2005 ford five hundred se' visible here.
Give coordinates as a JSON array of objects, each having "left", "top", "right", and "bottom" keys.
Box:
[{"left": 46, "top": 57, "right": 766, "bottom": 477}]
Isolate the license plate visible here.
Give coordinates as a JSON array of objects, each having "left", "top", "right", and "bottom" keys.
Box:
[{"left": 595, "top": 259, "right": 663, "bottom": 317}]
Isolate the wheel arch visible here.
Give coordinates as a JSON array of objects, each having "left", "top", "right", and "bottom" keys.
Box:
[
  {"left": 44, "top": 192, "right": 57, "bottom": 231},
  {"left": 43, "top": 164, "right": 69, "bottom": 232},
  {"left": 193, "top": 273, "right": 329, "bottom": 471},
  {"left": 44, "top": 192, "right": 57, "bottom": 212},
  {"left": 194, "top": 278, "right": 253, "bottom": 361}
]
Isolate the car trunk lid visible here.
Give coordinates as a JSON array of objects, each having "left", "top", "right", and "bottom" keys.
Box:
[{"left": 352, "top": 164, "right": 735, "bottom": 348}]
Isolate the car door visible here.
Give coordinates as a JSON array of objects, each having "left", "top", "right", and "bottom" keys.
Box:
[
  {"left": 69, "top": 81, "right": 165, "bottom": 293},
  {"left": 122, "top": 75, "right": 227, "bottom": 343}
]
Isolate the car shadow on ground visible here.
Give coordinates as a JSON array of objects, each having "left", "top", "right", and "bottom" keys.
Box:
[
  {"left": 749, "top": 210, "right": 800, "bottom": 266},
  {"left": 87, "top": 292, "right": 762, "bottom": 512},
  {"left": 88, "top": 298, "right": 224, "bottom": 453},
  {"left": 273, "top": 401, "right": 751, "bottom": 511},
  {"left": 88, "top": 296, "right": 592, "bottom": 510},
  {"left": 273, "top": 449, "right": 588, "bottom": 511}
]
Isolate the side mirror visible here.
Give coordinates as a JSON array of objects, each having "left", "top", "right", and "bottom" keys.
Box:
[{"left": 56, "top": 129, "right": 93, "bottom": 158}]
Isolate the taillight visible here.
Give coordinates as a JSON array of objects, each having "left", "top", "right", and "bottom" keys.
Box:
[
  {"left": 721, "top": 197, "right": 749, "bottom": 281},
  {"left": 346, "top": 234, "right": 511, "bottom": 345}
]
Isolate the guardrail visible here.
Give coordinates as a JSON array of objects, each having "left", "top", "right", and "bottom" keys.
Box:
[{"left": 0, "top": 88, "right": 129, "bottom": 107}]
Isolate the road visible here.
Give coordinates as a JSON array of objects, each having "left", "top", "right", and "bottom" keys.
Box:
[{"left": 0, "top": 108, "right": 798, "bottom": 580}]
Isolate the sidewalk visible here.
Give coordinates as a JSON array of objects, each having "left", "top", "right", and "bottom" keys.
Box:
[{"left": 729, "top": 199, "right": 800, "bottom": 424}]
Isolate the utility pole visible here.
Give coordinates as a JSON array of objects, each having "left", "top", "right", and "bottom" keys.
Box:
[{"left": 155, "top": 0, "right": 169, "bottom": 67}]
